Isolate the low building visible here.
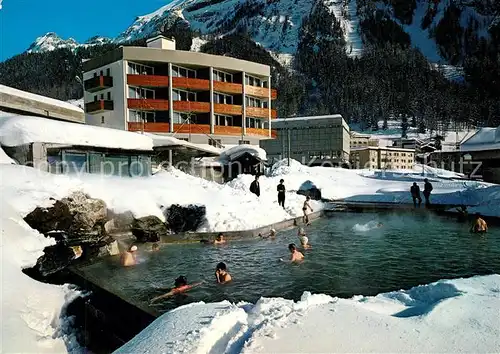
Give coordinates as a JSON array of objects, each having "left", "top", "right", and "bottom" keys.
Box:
[
  {"left": 0, "top": 115, "right": 153, "bottom": 176},
  {"left": 82, "top": 35, "right": 277, "bottom": 146},
  {"left": 260, "top": 115, "right": 350, "bottom": 166},
  {"left": 218, "top": 145, "right": 267, "bottom": 180},
  {"left": 350, "top": 132, "right": 379, "bottom": 148},
  {"left": 0, "top": 84, "right": 84, "bottom": 123},
  {"left": 350, "top": 146, "right": 415, "bottom": 170}
]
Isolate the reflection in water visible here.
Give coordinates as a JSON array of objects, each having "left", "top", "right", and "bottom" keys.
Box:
[{"left": 82, "top": 211, "right": 500, "bottom": 314}]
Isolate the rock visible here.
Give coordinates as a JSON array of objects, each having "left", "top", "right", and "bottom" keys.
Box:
[
  {"left": 104, "top": 211, "right": 135, "bottom": 234},
  {"left": 24, "top": 191, "right": 108, "bottom": 238},
  {"left": 131, "top": 216, "right": 168, "bottom": 242},
  {"left": 165, "top": 204, "right": 207, "bottom": 234},
  {"left": 297, "top": 180, "right": 322, "bottom": 200},
  {"left": 36, "top": 243, "right": 76, "bottom": 276},
  {"left": 96, "top": 240, "right": 120, "bottom": 257}
]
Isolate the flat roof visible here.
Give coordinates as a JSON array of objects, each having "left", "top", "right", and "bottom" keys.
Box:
[
  {"left": 273, "top": 114, "right": 344, "bottom": 123},
  {"left": 0, "top": 85, "right": 84, "bottom": 123},
  {"left": 83, "top": 46, "right": 270, "bottom": 77},
  {"left": 350, "top": 146, "right": 415, "bottom": 152},
  {"left": 270, "top": 115, "right": 349, "bottom": 130}
]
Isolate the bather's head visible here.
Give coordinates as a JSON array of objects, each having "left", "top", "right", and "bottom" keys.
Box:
[
  {"left": 129, "top": 245, "right": 138, "bottom": 253},
  {"left": 279, "top": 179, "right": 284, "bottom": 184},
  {"left": 216, "top": 233, "right": 224, "bottom": 241},
  {"left": 288, "top": 243, "right": 297, "bottom": 253},
  {"left": 270, "top": 228, "right": 276, "bottom": 236},
  {"left": 424, "top": 178, "right": 428, "bottom": 182},
  {"left": 216, "top": 262, "right": 228, "bottom": 274},
  {"left": 175, "top": 276, "right": 188, "bottom": 287},
  {"left": 152, "top": 243, "right": 160, "bottom": 252},
  {"left": 413, "top": 182, "right": 417, "bottom": 186}
]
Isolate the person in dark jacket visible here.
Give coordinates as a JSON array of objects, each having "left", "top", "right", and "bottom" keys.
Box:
[
  {"left": 249, "top": 175, "right": 260, "bottom": 197},
  {"left": 423, "top": 178, "right": 433, "bottom": 207},
  {"left": 277, "top": 179, "right": 286, "bottom": 208},
  {"left": 410, "top": 182, "right": 422, "bottom": 208}
]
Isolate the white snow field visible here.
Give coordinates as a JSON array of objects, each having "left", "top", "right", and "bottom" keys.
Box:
[
  {"left": 0, "top": 197, "right": 82, "bottom": 353},
  {"left": 117, "top": 275, "right": 500, "bottom": 353}
]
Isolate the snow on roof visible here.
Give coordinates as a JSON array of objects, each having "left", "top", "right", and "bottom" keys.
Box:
[
  {"left": 0, "top": 85, "right": 83, "bottom": 113},
  {"left": 350, "top": 146, "right": 415, "bottom": 152},
  {"left": 460, "top": 127, "right": 500, "bottom": 152},
  {"left": 146, "top": 133, "right": 220, "bottom": 155},
  {"left": 219, "top": 145, "right": 267, "bottom": 162},
  {"left": 0, "top": 115, "right": 153, "bottom": 151},
  {"left": 273, "top": 114, "right": 344, "bottom": 123}
]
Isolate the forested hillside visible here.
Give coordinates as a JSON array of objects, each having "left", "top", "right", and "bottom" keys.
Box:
[{"left": 0, "top": 0, "right": 499, "bottom": 135}]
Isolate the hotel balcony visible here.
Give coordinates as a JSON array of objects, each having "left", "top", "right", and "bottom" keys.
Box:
[
  {"left": 127, "top": 122, "right": 277, "bottom": 138},
  {"left": 127, "top": 74, "right": 169, "bottom": 87},
  {"left": 85, "top": 100, "right": 114, "bottom": 113},
  {"left": 246, "top": 107, "right": 278, "bottom": 119},
  {"left": 84, "top": 75, "right": 113, "bottom": 93},
  {"left": 245, "top": 85, "right": 278, "bottom": 99}
]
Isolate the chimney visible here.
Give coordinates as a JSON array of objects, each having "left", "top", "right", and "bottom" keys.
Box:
[{"left": 146, "top": 35, "right": 176, "bottom": 50}]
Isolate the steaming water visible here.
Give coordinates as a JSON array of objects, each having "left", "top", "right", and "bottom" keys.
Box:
[{"left": 81, "top": 211, "right": 500, "bottom": 314}]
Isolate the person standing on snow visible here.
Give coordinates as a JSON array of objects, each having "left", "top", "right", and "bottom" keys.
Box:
[
  {"left": 423, "top": 178, "right": 433, "bottom": 207},
  {"left": 277, "top": 179, "right": 286, "bottom": 208},
  {"left": 250, "top": 175, "right": 260, "bottom": 197}
]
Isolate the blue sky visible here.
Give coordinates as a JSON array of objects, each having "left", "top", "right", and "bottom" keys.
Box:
[{"left": 0, "top": 0, "right": 170, "bottom": 61}]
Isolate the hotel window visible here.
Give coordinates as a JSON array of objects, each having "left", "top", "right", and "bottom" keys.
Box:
[
  {"left": 129, "top": 110, "right": 156, "bottom": 123},
  {"left": 106, "top": 68, "right": 111, "bottom": 76},
  {"left": 172, "top": 112, "right": 191, "bottom": 124},
  {"left": 213, "top": 93, "right": 233, "bottom": 104},
  {"left": 128, "top": 62, "right": 154, "bottom": 75},
  {"left": 129, "top": 86, "right": 155, "bottom": 99},
  {"left": 215, "top": 114, "right": 233, "bottom": 126},
  {"left": 173, "top": 89, "right": 196, "bottom": 101},
  {"left": 171, "top": 65, "right": 196, "bottom": 78},
  {"left": 246, "top": 117, "right": 263, "bottom": 129},
  {"left": 208, "top": 138, "right": 222, "bottom": 147},
  {"left": 245, "top": 74, "right": 264, "bottom": 87},
  {"left": 107, "top": 92, "right": 111, "bottom": 100},
  {"left": 213, "top": 70, "right": 233, "bottom": 83},
  {"left": 245, "top": 96, "right": 264, "bottom": 108}
]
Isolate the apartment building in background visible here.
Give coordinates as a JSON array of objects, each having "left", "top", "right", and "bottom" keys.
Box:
[
  {"left": 82, "top": 35, "right": 277, "bottom": 146},
  {"left": 350, "top": 132, "right": 379, "bottom": 148},
  {"left": 350, "top": 146, "right": 415, "bottom": 170},
  {"left": 260, "top": 115, "right": 350, "bottom": 166}
]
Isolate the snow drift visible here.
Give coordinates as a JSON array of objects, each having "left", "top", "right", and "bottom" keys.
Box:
[{"left": 117, "top": 275, "right": 500, "bottom": 353}]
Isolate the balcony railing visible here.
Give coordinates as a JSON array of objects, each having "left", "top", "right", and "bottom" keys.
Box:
[
  {"left": 127, "top": 74, "right": 169, "bottom": 87},
  {"left": 214, "top": 103, "right": 242, "bottom": 116},
  {"left": 172, "top": 77, "right": 210, "bottom": 91},
  {"left": 85, "top": 100, "right": 114, "bottom": 113},
  {"left": 213, "top": 81, "right": 243, "bottom": 95},
  {"left": 173, "top": 101, "right": 210, "bottom": 113},
  {"left": 127, "top": 122, "right": 275, "bottom": 137},
  {"left": 84, "top": 75, "right": 113, "bottom": 93},
  {"left": 245, "top": 85, "right": 278, "bottom": 100},
  {"left": 246, "top": 107, "right": 277, "bottom": 119}
]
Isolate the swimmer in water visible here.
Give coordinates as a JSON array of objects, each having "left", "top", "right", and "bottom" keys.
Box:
[
  {"left": 151, "top": 243, "right": 160, "bottom": 252},
  {"left": 150, "top": 276, "right": 203, "bottom": 303},
  {"left": 214, "top": 233, "right": 226, "bottom": 244},
  {"left": 269, "top": 228, "right": 277, "bottom": 238},
  {"left": 377, "top": 222, "right": 383, "bottom": 228},
  {"left": 215, "top": 262, "right": 232, "bottom": 284},
  {"left": 281, "top": 243, "right": 304, "bottom": 263},
  {"left": 470, "top": 213, "right": 488, "bottom": 234},
  {"left": 298, "top": 228, "right": 311, "bottom": 249},
  {"left": 121, "top": 245, "right": 137, "bottom": 267}
]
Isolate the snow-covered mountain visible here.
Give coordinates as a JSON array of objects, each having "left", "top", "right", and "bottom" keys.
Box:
[
  {"left": 26, "top": 33, "right": 112, "bottom": 54},
  {"left": 24, "top": 0, "right": 498, "bottom": 66}
]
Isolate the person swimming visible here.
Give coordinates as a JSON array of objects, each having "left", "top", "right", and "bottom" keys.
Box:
[
  {"left": 302, "top": 196, "right": 313, "bottom": 225},
  {"left": 471, "top": 213, "right": 488, "bottom": 234},
  {"left": 214, "top": 233, "right": 226, "bottom": 244},
  {"left": 215, "top": 262, "right": 232, "bottom": 284},
  {"left": 151, "top": 243, "right": 160, "bottom": 252},
  {"left": 150, "top": 276, "right": 203, "bottom": 303},
  {"left": 298, "top": 228, "right": 311, "bottom": 249},
  {"left": 282, "top": 243, "right": 304, "bottom": 263},
  {"left": 121, "top": 245, "right": 137, "bottom": 267}
]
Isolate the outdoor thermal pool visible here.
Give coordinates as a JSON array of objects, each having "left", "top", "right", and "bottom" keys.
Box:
[{"left": 79, "top": 211, "right": 500, "bottom": 314}]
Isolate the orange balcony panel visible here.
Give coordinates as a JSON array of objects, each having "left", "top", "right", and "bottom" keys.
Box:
[
  {"left": 127, "top": 74, "right": 169, "bottom": 87},
  {"left": 128, "top": 98, "right": 169, "bottom": 110},
  {"left": 173, "top": 101, "right": 210, "bottom": 113},
  {"left": 128, "top": 122, "right": 170, "bottom": 132},
  {"left": 214, "top": 103, "right": 242, "bottom": 116},
  {"left": 213, "top": 81, "right": 243, "bottom": 95},
  {"left": 271, "top": 129, "right": 278, "bottom": 138},
  {"left": 172, "top": 77, "right": 209, "bottom": 91},
  {"left": 213, "top": 126, "right": 242, "bottom": 136},
  {"left": 246, "top": 127, "right": 272, "bottom": 137},
  {"left": 271, "top": 89, "right": 277, "bottom": 100},
  {"left": 172, "top": 124, "right": 211, "bottom": 134},
  {"left": 246, "top": 107, "right": 277, "bottom": 119},
  {"left": 85, "top": 100, "right": 114, "bottom": 113},
  {"left": 245, "top": 85, "right": 272, "bottom": 98}
]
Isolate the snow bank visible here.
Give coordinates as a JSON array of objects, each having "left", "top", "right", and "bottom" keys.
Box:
[
  {"left": 118, "top": 275, "right": 500, "bottom": 353},
  {"left": 219, "top": 145, "right": 267, "bottom": 162},
  {"left": 1, "top": 145, "right": 15, "bottom": 164},
  {"left": 0, "top": 197, "right": 82, "bottom": 353},
  {"left": 146, "top": 133, "right": 220, "bottom": 155},
  {"left": 461, "top": 127, "right": 500, "bottom": 152},
  {"left": 0, "top": 115, "right": 153, "bottom": 151},
  {"left": 0, "top": 84, "right": 83, "bottom": 113}
]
